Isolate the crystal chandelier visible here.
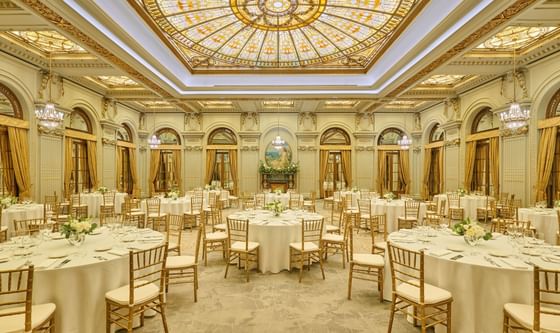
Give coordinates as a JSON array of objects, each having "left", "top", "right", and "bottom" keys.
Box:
[
  {"left": 499, "top": 40, "right": 530, "bottom": 129},
  {"left": 398, "top": 135, "right": 412, "bottom": 150},
  {"left": 148, "top": 111, "right": 160, "bottom": 149},
  {"left": 35, "top": 52, "right": 64, "bottom": 129},
  {"left": 272, "top": 113, "right": 285, "bottom": 148}
]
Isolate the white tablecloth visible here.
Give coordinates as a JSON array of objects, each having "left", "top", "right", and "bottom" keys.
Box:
[
  {"left": 80, "top": 192, "right": 127, "bottom": 217},
  {"left": 141, "top": 197, "right": 192, "bottom": 215},
  {"left": 370, "top": 199, "right": 426, "bottom": 233},
  {"left": 518, "top": 208, "right": 558, "bottom": 244},
  {"left": 1, "top": 203, "right": 44, "bottom": 236},
  {"left": 434, "top": 194, "right": 492, "bottom": 221},
  {"left": 384, "top": 229, "right": 560, "bottom": 333},
  {"left": 227, "top": 210, "right": 323, "bottom": 273},
  {"left": 340, "top": 191, "right": 360, "bottom": 207},
  {"left": 264, "top": 193, "right": 302, "bottom": 207},
  {"left": 0, "top": 227, "right": 163, "bottom": 333}
]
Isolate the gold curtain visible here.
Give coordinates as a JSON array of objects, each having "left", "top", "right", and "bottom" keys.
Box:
[
  {"left": 399, "top": 150, "right": 411, "bottom": 194},
  {"left": 319, "top": 150, "right": 329, "bottom": 198},
  {"left": 0, "top": 128, "right": 14, "bottom": 195},
  {"left": 229, "top": 149, "right": 239, "bottom": 196},
  {"left": 128, "top": 147, "right": 140, "bottom": 197},
  {"left": 115, "top": 147, "right": 123, "bottom": 192},
  {"left": 173, "top": 150, "right": 182, "bottom": 192},
  {"left": 464, "top": 141, "right": 477, "bottom": 190},
  {"left": 7, "top": 127, "right": 31, "bottom": 198},
  {"left": 205, "top": 149, "right": 216, "bottom": 185},
  {"left": 340, "top": 150, "right": 352, "bottom": 188},
  {"left": 64, "top": 138, "right": 74, "bottom": 196},
  {"left": 377, "top": 150, "right": 386, "bottom": 194},
  {"left": 438, "top": 147, "right": 444, "bottom": 194},
  {"left": 489, "top": 137, "right": 500, "bottom": 197},
  {"left": 86, "top": 140, "right": 98, "bottom": 188},
  {"left": 535, "top": 127, "right": 557, "bottom": 201},
  {"left": 421, "top": 148, "right": 432, "bottom": 199},
  {"left": 149, "top": 150, "right": 161, "bottom": 196}
]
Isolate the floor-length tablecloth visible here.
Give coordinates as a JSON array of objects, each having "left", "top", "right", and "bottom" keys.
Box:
[
  {"left": 141, "top": 197, "right": 193, "bottom": 215},
  {"left": 370, "top": 199, "right": 426, "bottom": 232},
  {"left": 80, "top": 192, "right": 127, "bottom": 217},
  {"left": 434, "top": 194, "right": 492, "bottom": 221},
  {"left": 1, "top": 203, "right": 44, "bottom": 236},
  {"left": 518, "top": 207, "right": 558, "bottom": 244}
]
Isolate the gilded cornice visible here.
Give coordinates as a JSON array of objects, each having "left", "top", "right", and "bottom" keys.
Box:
[
  {"left": 15, "top": 0, "right": 172, "bottom": 99},
  {"left": 387, "top": 0, "right": 539, "bottom": 98},
  {"left": 0, "top": 1, "right": 19, "bottom": 9}
]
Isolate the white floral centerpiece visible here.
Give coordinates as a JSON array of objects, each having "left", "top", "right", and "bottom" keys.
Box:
[
  {"left": 97, "top": 186, "right": 108, "bottom": 194},
  {"left": 0, "top": 195, "right": 17, "bottom": 208},
  {"left": 457, "top": 188, "right": 467, "bottom": 197},
  {"left": 452, "top": 218, "right": 491, "bottom": 246},
  {"left": 383, "top": 192, "right": 395, "bottom": 201},
  {"left": 266, "top": 200, "right": 284, "bottom": 216},
  {"left": 351, "top": 186, "right": 358, "bottom": 193},
  {"left": 166, "top": 189, "right": 180, "bottom": 200},
  {"left": 61, "top": 217, "right": 97, "bottom": 247},
  {"left": 274, "top": 188, "right": 282, "bottom": 195}
]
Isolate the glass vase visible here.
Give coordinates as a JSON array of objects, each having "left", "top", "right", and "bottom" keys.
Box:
[
  {"left": 67, "top": 233, "right": 86, "bottom": 247},
  {"left": 464, "top": 235, "right": 481, "bottom": 247}
]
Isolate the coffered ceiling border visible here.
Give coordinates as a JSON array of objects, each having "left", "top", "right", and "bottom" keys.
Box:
[{"left": 386, "top": 0, "right": 539, "bottom": 98}]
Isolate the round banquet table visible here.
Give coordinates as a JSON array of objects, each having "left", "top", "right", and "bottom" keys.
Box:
[
  {"left": 518, "top": 207, "right": 559, "bottom": 245},
  {"left": 227, "top": 209, "right": 323, "bottom": 273},
  {"left": 384, "top": 229, "right": 560, "bottom": 333},
  {"left": 370, "top": 199, "right": 426, "bottom": 233},
  {"left": 1, "top": 203, "right": 44, "bottom": 236},
  {"left": 340, "top": 191, "right": 360, "bottom": 207},
  {"left": 264, "top": 193, "right": 302, "bottom": 207},
  {"left": 434, "top": 194, "right": 492, "bottom": 221},
  {"left": 141, "top": 197, "right": 192, "bottom": 215},
  {"left": 80, "top": 192, "right": 127, "bottom": 217},
  {"left": 0, "top": 227, "right": 163, "bottom": 333}
]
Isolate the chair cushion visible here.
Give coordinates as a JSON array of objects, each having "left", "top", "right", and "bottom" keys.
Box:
[
  {"left": 289, "top": 242, "right": 319, "bottom": 252},
  {"left": 374, "top": 241, "right": 387, "bottom": 251},
  {"left": 130, "top": 208, "right": 142, "bottom": 213},
  {"left": 326, "top": 225, "right": 339, "bottom": 232},
  {"left": 148, "top": 213, "right": 167, "bottom": 218},
  {"left": 231, "top": 241, "right": 259, "bottom": 252},
  {"left": 184, "top": 210, "right": 201, "bottom": 216},
  {"left": 166, "top": 255, "right": 196, "bottom": 269},
  {"left": 397, "top": 216, "right": 417, "bottom": 221},
  {"left": 352, "top": 253, "right": 384, "bottom": 267},
  {"left": 213, "top": 223, "right": 227, "bottom": 231},
  {"left": 0, "top": 303, "right": 56, "bottom": 333},
  {"left": 504, "top": 303, "right": 560, "bottom": 333},
  {"left": 396, "top": 280, "right": 452, "bottom": 304},
  {"left": 105, "top": 281, "right": 160, "bottom": 305},
  {"left": 206, "top": 232, "right": 227, "bottom": 241},
  {"left": 129, "top": 211, "right": 145, "bottom": 217},
  {"left": 323, "top": 234, "right": 344, "bottom": 242}
]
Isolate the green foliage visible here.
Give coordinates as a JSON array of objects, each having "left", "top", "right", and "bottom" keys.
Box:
[{"left": 258, "top": 160, "right": 299, "bottom": 174}]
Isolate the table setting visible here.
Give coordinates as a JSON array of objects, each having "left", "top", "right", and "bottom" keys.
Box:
[{"left": 383, "top": 223, "right": 560, "bottom": 333}]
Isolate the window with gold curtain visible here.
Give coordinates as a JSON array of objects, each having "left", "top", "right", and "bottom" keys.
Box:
[
  {"left": 378, "top": 128, "right": 408, "bottom": 195},
  {"left": 467, "top": 108, "right": 499, "bottom": 195},
  {"left": 0, "top": 126, "right": 16, "bottom": 196},
  {"left": 320, "top": 127, "right": 351, "bottom": 195},
  {"left": 207, "top": 128, "right": 238, "bottom": 192},
  {"left": 543, "top": 88, "right": 560, "bottom": 206}
]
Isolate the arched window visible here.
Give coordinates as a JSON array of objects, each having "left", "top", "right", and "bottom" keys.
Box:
[
  {"left": 471, "top": 107, "right": 497, "bottom": 134},
  {"left": 0, "top": 83, "right": 24, "bottom": 195},
  {"left": 378, "top": 127, "right": 405, "bottom": 145},
  {"left": 152, "top": 127, "right": 181, "bottom": 193},
  {"left": 377, "top": 128, "right": 409, "bottom": 196},
  {"left": 155, "top": 128, "right": 180, "bottom": 145},
  {"left": 545, "top": 88, "right": 560, "bottom": 205},
  {"left": 319, "top": 127, "right": 351, "bottom": 197},
  {"left": 66, "top": 108, "right": 95, "bottom": 193},
  {"left": 117, "top": 124, "right": 134, "bottom": 194},
  {"left": 117, "top": 124, "right": 133, "bottom": 142},
  {"left": 429, "top": 123, "right": 444, "bottom": 143},
  {"left": 206, "top": 128, "right": 237, "bottom": 192},
  {"left": 545, "top": 88, "right": 560, "bottom": 119}
]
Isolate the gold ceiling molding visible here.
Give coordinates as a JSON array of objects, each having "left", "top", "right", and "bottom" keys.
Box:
[
  {"left": 4, "top": 30, "right": 87, "bottom": 55},
  {"left": 474, "top": 26, "right": 559, "bottom": 52},
  {"left": 85, "top": 76, "right": 140, "bottom": 89},
  {"left": 130, "top": 0, "right": 427, "bottom": 74},
  {"left": 387, "top": 0, "right": 539, "bottom": 98},
  {"left": 15, "top": 0, "right": 173, "bottom": 99}
]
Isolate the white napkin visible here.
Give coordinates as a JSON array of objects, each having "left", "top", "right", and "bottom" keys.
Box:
[
  {"left": 36, "top": 259, "right": 59, "bottom": 269},
  {"left": 498, "top": 258, "right": 529, "bottom": 269},
  {"left": 429, "top": 249, "right": 452, "bottom": 257},
  {"left": 108, "top": 249, "right": 129, "bottom": 257}
]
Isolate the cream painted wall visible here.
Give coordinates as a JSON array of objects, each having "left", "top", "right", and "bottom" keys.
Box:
[{"left": 0, "top": 49, "right": 559, "bottom": 205}]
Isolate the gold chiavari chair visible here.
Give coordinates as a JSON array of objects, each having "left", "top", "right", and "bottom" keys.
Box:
[
  {"left": 371, "top": 214, "right": 388, "bottom": 255},
  {"left": 146, "top": 198, "right": 167, "bottom": 230},
  {"left": 323, "top": 189, "right": 334, "bottom": 209},
  {"left": 0, "top": 265, "right": 56, "bottom": 332},
  {"left": 333, "top": 191, "right": 343, "bottom": 211},
  {"left": 70, "top": 193, "right": 88, "bottom": 219},
  {"left": 165, "top": 222, "right": 201, "bottom": 302},
  {"left": 387, "top": 243, "right": 453, "bottom": 333},
  {"left": 99, "top": 191, "right": 116, "bottom": 226},
  {"left": 167, "top": 215, "right": 183, "bottom": 256},
  {"left": 325, "top": 197, "right": 342, "bottom": 234},
  {"left": 302, "top": 191, "right": 317, "bottom": 212},
  {"left": 424, "top": 213, "right": 442, "bottom": 228},
  {"left": 0, "top": 205, "right": 7, "bottom": 242},
  {"left": 289, "top": 192, "right": 301, "bottom": 210},
  {"left": 503, "top": 266, "right": 560, "bottom": 332},
  {"left": 322, "top": 210, "right": 351, "bottom": 268},
  {"left": 289, "top": 217, "right": 325, "bottom": 283},
  {"left": 122, "top": 197, "right": 145, "bottom": 228},
  {"left": 224, "top": 218, "right": 260, "bottom": 282},
  {"left": 447, "top": 192, "right": 464, "bottom": 223},
  {"left": 228, "top": 189, "right": 240, "bottom": 208},
  {"left": 477, "top": 196, "right": 496, "bottom": 223},
  {"left": 347, "top": 222, "right": 385, "bottom": 302},
  {"left": 105, "top": 244, "right": 168, "bottom": 333},
  {"left": 557, "top": 209, "right": 560, "bottom": 245},
  {"left": 183, "top": 195, "right": 203, "bottom": 231},
  {"left": 357, "top": 199, "right": 373, "bottom": 232},
  {"left": 51, "top": 202, "right": 70, "bottom": 232},
  {"left": 491, "top": 219, "right": 532, "bottom": 235},
  {"left": 397, "top": 200, "right": 420, "bottom": 230},
  {"left": 341, "top": 194, "right": 359, "bottom": 231},
  {"left": 13, "top": 218, "right": 48, "bottom": 236},
  {"left": 43, "top": 193, "right": 58, "bottom": 223},
  {"left": 254, "top": 193, "right": 266, "bottom": 209},
  {"left": 360, "top": 190, "right": 371, "bottom": 200},
  {"left": 200, "top": 214, "right": 228, "bottom": 266}
]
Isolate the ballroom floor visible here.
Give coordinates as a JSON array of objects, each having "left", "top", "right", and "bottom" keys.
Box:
[{"left": 135, "top": 202, "right": 424, "bottom": 333}]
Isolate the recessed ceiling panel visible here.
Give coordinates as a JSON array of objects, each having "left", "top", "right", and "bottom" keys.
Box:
[{"left": 135, "top": 0, "right": 422, "bottom": 72}]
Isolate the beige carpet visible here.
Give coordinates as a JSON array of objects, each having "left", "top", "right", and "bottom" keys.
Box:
[{"left": 136, "top": 203, "right": 426, "bottom": 333}]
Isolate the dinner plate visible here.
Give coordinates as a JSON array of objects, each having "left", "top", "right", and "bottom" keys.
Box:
[
  {"left": 446, "top": 245, "right": 464, "bottom": 252},
  {"left": 48, "top": 251, "right": 68, "bottom": 259},
  {"left": 50, "top": 233, "right": 65, "bottom": 240},
  {"left": 489, "top": 250, "right": 510, "bottom": 258},
  {"left": 94, "top": 245, "right": 112, "bottom": 252},
  {"left": 521, "top": 249, "right": 540, "bottom": 256}
]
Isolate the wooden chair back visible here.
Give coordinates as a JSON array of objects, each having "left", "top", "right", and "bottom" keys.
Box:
[
  {"left": 254, "top": 193, "right": 265, "bottom": 209},
  {"left": 360, "top": 191, "right": 371, "bottom": 200},
  {"left": 289, "top": 192, "right": 301, "bottom": 209},
  {"left": 70, "top": 193, "right": 82, "bottom": 206},
  {"left": 387, "top": 242, "right": 426, "bottom": 303},
  {"left": 146, "top": 198, "right": 161, "bottom": 216},
  {"left": 404, "top": 200, "right": 420, "bottom": 219},
  {"left": 424, "top": 213, "right": 441, "bottom": 227},
  {"left": 128, "top": 244, "right": 167, "bottom": 305},
  {"left": 226, "top": 218, "right": 250, "bottom": 251},
  {"left": 299, "top": 218, "right": 324, "bottom": 251},
  {"left": 357, "top": 199, "right": 371, "bottom": 216},
  {"left": 167, "top": 215, "right": 183, "bottom": 248},
  {"left": 13, "top": 218, "right": 47, "bottom": 236},
  {"left": 533, "top": 266, "right": 560, "bottom": 331},
  {"left": 447, "top": 192, "right": 460, "bottom": 208},
  {"left": 102, "top": 192, "right": 115, "bottom": 206},
  {"left": 371, "top": 214, "right": 387, "bottom": 240},
  {"left": 0, "top": 265, "right": 34, "bottom": 332},
  {"left": 190, "top": 196, "right": 203, "bottom": 213}
]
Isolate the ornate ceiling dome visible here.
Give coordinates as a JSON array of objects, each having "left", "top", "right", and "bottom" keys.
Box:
[{"left": 135, "top": 0, "right": 422, "bottom": 72}]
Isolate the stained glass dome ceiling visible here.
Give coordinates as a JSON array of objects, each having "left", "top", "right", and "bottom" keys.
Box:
[{"left": 134, "top": 0, "right": 423, "bottom": 73}]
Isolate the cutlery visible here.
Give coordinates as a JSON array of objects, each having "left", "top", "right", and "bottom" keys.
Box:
[
  {"left": 56, "top": 258, "right": 71, "bottom": 268},
  {"left": 484, "top": 256, "right": 501, "bottom": 267},
  {"left": 450, "top": 254, "right": 463, "bottom": 261},
  {"left": 94, "top": 256, "right": 108, "bottom": 261}
]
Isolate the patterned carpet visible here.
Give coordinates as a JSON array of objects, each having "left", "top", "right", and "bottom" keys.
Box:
[{"left": 135, "top": 203, "right": 425, "bottom": 333}]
